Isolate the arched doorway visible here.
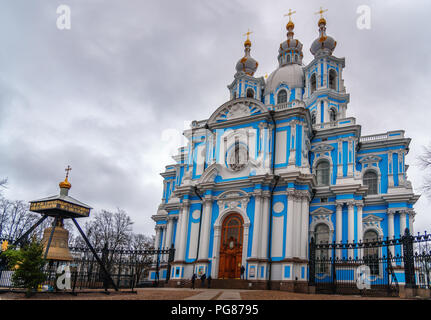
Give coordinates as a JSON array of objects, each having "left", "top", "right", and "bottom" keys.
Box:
[{"left": 218, "top": 213, "right": 244, "bottom": 279}]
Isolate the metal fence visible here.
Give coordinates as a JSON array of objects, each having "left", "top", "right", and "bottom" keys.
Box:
[
  {"left": 0, "top": 239, "right": 175, "bottom": 292},
  {"left": 309, "top": 229, "right": 431, "bottom": 296}
]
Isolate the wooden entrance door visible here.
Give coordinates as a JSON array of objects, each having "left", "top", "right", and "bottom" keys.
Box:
[{"left": 218, "top": 213, "right": 243, "bottom": 279}]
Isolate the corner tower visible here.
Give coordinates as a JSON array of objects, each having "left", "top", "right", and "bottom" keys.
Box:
[
  {"left": 304, "top": 8, "right": 350, "bottom": 126},
  {"left": 228, "top": 31, "right": 265, "bottom": 101}
]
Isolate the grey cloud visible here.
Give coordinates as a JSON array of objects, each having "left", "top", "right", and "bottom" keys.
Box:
[{"left": 1, "top": 0, "right": 430, "bottom": 237}]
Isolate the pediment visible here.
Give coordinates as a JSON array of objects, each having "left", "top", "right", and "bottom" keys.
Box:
[
  {"left": 312, "top": 143, "right": 334, "bottom": 153},
  {"left": 208, "top": 98, "right": 269, "bottom": 125},
  {"left": 362, "top": 214, "right": 383, "bottom": 222},
  {"left": 217, "top": 189, "right": 249, "bottom": 200},
  {"left": 311, "top": 207, "right": 333, "bottom": 215},
  {"left": 359, "top": 155, "right": 382, "bottom": 164},
  {"left": 198, "top": 163, "right": 221, "bottom": 184}
]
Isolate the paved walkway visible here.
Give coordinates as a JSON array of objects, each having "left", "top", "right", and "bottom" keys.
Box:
[
  {"left": 184, "top": 289, "right": 242, "bottom": 300},
  {"left": 217, "top": 290, "right": 241, "bottom": 300},
  {"left": 184, "top": 290, "right": 222, "bottom": 300}
]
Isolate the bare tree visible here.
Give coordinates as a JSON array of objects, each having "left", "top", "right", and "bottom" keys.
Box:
[
  {"left": 418, "top": 143, "right": 431, "bottom": 199},
  {"left": 127, "top": 234, "right": 155, "bottom": 282},
  {"left": 0, "top": 199, "right": 43, "bottom": 240},
  {"left": 71, "top": 208, "right": 134, "bottom": 250}
]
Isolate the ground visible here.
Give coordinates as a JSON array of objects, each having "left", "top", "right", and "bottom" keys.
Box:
[{"left": 0, "top": 288, "right": 405, "bottom": 300}]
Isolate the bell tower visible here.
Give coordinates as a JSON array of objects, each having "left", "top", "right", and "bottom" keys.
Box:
[
  {"left": 228, "top": 30, "right": 265, "bottom": 102},
  {"left": 304, "top": 8, "right": 350, "bottom": 126}
]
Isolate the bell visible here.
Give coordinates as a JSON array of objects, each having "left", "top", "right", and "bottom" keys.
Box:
[{"left": 42, "top": 218, "right": 73, "bottom": 261}]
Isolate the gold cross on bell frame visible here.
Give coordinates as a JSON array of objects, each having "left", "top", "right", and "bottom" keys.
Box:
[
  {"left": 65, "top": 165, "right": 72, "bottom": 179},
  {"left": 315, "top": 6, "right": 328, "bottom": 18},
  {"left": 284, "top": 9, "right": 296, "bottom": 21},
  {"left": 243, "top": 29, "right": 253, "bottom": 41}
]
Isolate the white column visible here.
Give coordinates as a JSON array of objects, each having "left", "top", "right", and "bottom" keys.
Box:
[
  {"left": 165, "top": 218, "right": 174, "bottom": 250},
  {"left": 337, "top": 141, "right": 343, "bottom": 178},
  {"left": 259, "top": 193, "right": 270, "bottom": 259},
  {"left": 408, "top": 211, "right": 415, "bottom": 236},
  {"left": 293, "top": 194, "right": 302, "bottom": 258},
  {"left": 198, "top": 197, "right": 213, "bottom": 260},
  {"left": 400, "top": 210, "right": 407, "bottom": 268},
  {"left": 357, "top": 203, "right": 363, "bottom": 258},
  {"left": 251, "top": 192, "right": 262, "bottom": 258},
  {"left": 286, "top": 191, "right": 295, "bottom": 258},
  {"left": 388, "top": 153, "right": 394, "bottom": 188},
  {"left": 174, "top": 213, "right": 183, "bottom": 261},
  {"left": 336, "top": 203, "right": 343, "bottom": 258},
  {"left": 153, "top": 226, "right": 162, "bottom": 266},
  {"left": 176, "top": 201, "right": 190, "bottom": 262},
  {"left": 154, "top": 226, "right": 161, "bottom": 249},
  {"left": 300, "top": 195, "right": 310, "bottom": 260},
  {"left": 212, "top": 225, "right": 221, "bottom": 278},
  {"left": 387, "top": 211, "right": 395, "bottom": 258},
  {"left": 348, "top": 202, "right": 355, "bottom": 258},
  {"left": 347, "top": 139, "right": 354, "bottom": 177},
  {"left": 242, "top": 223, "right": 250, "bottom": 269},
  {"left": 400, "top": 211, "right": 407, "bottom": 237},
  {"left": 288, "top": 123, "right": 296, "bottom": 165},
  {"left": 161, "top": 226, "right": 168, "bottom": 262}
]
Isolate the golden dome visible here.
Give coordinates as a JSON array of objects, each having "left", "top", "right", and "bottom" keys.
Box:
[
  {"left": 59, "top": 177, "right": 71, "bottom": 190},
  {"left": 244, "top": 38, "right": 251, "bottom": 47},
  {"left": 318, "top": 17, "right": 326, "bottom": 26},
  {"left": 286, "top": 21, "right": 294, "bottom": 30}
]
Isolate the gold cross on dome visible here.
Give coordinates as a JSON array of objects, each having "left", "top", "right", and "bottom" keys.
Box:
[
  {"left": 243, "top": 29, "right": 253, "bottom": 40},
  {"left": 284, "top": 9, "right": 296, "bottom": 21},
  {"left": 65, "top": 165, "right": 72, "bottom": 179},
  {"left": 315, "top": 6, "right": 328, "bottom": 18}
]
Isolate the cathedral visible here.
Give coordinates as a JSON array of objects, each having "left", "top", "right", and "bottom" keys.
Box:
[{"left": 150, "top": 11, "right": 419, "bottom": 289}]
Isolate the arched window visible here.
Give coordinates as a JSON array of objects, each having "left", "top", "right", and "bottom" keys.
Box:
[
  {"left": 233, "top": 91, "right": 237, "bottom": 99},
  {"left": 287, "top": 55, "right": 290, "bottom": 63},
  {"left": 277, "top": 89, "right": 287, "bottom": 104},
  {"left": 329, "top": 69, "right": 337, "bottom": 90},
  {"left": 310, "top": 73, "right": 317, "bottom": 94},
  {"left": 316, "top": 160, "right": 330, "bottom": 186},
  {"left": 363, "top": 171, "right": 378, "bottom": 195},
  {"left": 363, "top": 230, "right": 380, "bottom": 275},
  {"left": 329, "top": 108, "right": 337, "bottom": 122},
  {"left": 246, "top": 88, "right": 254, "bottom": 98},
  {"left": 311, "top": 112, "right": 317, "bottom": 125},
  {"left": 315, "top": 224, "right": 330, "bottom": 273}
]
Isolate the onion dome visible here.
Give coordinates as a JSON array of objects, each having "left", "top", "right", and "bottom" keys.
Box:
[
  {"left": 59, "top": 177, "right": 71, "bottom": 189},
  {"left": 235, "top": 31, "right": 259, "bottom": 76},
  {"left": 265, "top": 11, "right": 304, "bottom": 94},
  {"left": 59, "top": 166, "right": 72, "bottom": 191},
  {"left": 310, "top": 15, "right": 337, "bottom": 57},
  {"left": 278, "top": 16, "right": 303, "bottom": 67}
]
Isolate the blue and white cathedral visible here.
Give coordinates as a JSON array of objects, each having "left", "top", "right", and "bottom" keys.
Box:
[{"left": 150, "top": 12, "right": 420, "bottom": 289}]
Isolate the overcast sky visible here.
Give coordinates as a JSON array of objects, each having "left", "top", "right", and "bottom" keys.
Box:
[{"left": 0, "top": 0, "right": 430, "bottom": 237}]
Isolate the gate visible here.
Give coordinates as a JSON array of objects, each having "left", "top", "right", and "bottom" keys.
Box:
[
  {"left": 0, "top": 238, "right": 176, "bottom": 292},
  {"left": 308, "top": 230, "right": 431, "bottom": 296}
]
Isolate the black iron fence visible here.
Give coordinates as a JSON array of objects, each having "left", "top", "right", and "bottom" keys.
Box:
[
  {"left": 309, "top": 229, "right": 431, "bottom": 296},
  {"left": 0, "top": 239, "right": 175, "bottom": 292}
]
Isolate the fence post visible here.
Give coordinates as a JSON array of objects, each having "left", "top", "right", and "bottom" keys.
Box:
[
  {"left": 402, "top": 228, "right": 416, "bottom": 289},
  {"left": 309, "top": 237, "right": 315, "bottom": 286},
  {"left": 332, "top": 241, "right": 337, "bottom": 294},
  {"left": 166, "top": 244, "right": 175, "bottom": 283}
]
